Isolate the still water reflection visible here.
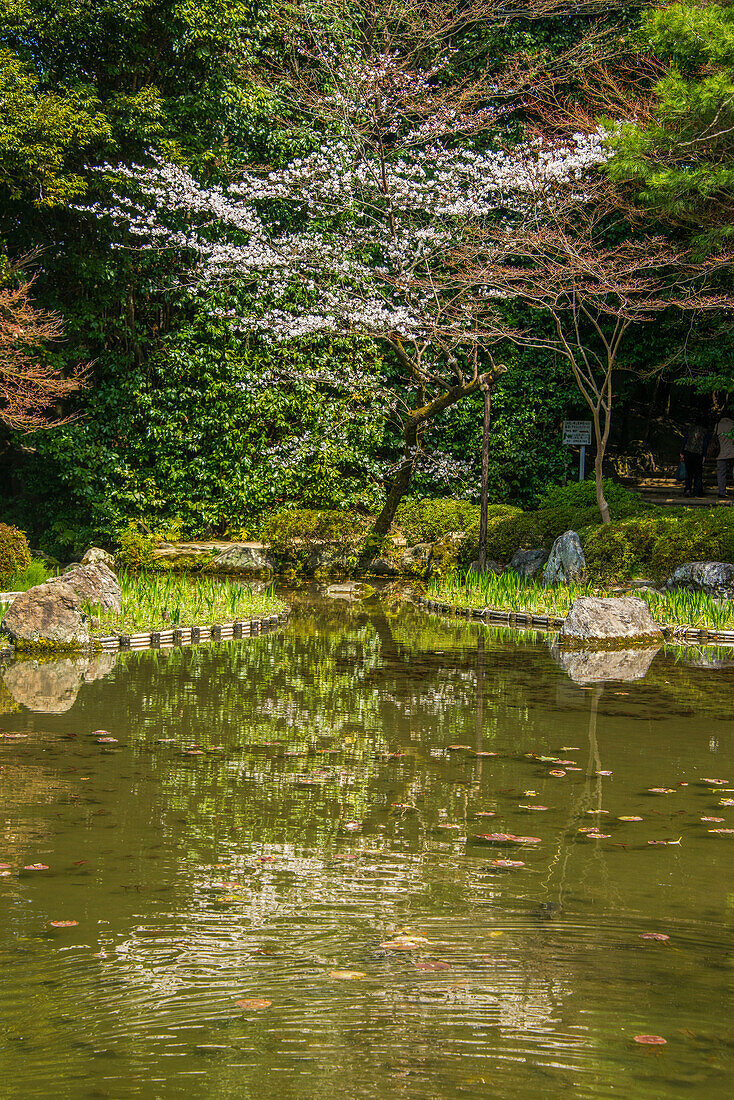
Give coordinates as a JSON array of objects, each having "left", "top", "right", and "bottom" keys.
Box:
[{"left": 0, "top": 593, "right": 732, "bottom": 1098}]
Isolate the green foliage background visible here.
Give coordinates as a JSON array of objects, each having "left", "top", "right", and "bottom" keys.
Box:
[{"left": 2, "top": 1, "right": 730, "bottom": 554}]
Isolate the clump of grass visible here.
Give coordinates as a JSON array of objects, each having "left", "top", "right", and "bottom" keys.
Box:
[
  {"left": 428, "top": 569, "right": 734, "bottom": 632},
  {"left": 1, "top": 559, "right": 52, "bottom": 592},
  {"left": 86, "top": 570, "right": 286, "bottom": 636}
]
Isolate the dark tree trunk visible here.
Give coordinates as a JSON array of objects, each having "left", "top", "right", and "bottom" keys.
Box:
[{"left": 371, "top": 416, "right": 419, "bottom": 538}]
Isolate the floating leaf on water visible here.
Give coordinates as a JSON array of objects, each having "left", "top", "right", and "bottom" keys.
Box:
[
  {"left": 328, "top": 970, "right": 366, "bottom": 980},
  {"left": 257, "top": 856, "right": 277, "bottom": 863},
  {"left": 718, "top": 799, "right": 734, "bottom": 807},
  {"left": 647, "top": 838, "right": 682, "bottom": 846},
  {"left": 633, "top": 1035, "right": 666, "bottom": 1045},
  {"left": 342, "top": 822, "right": 362, "bottom": 831},
  {"left": 586, "top": 809, "right": 610, "bottom": 815},
  {"left": 184, "top": 749, "right": 205, "bottom": 757},
  {"left": 92, "top": 730, "right": 113, "bottom": 737},
  {"left": 708, "top": 828, "right": 734, "bottom": 834},
  {"left": 560, "top": 747, "right": 580, "bottom": 752},
  {"left": 414, "top": 959, "right": 451, "bottom": 970},
  {"left": 380, "top": 933, "right": 430, "bottom": 950},
  {"left": 234, "top": 999, "right": 271, "bottom": 1010},
  {"left": 549, "top": 769, "right": 566, "bottom": 778},
  {"left": 474, "top": 811, "right": 496, "bottom": 818},
  {"left": 490, "top": 859, "right": 525, "bottom": 869},
  {"left": 585, "top": 832, "right": 610, "bottom": 839},
  {"left": 23, "top": 864, "right": 49, "bottom": 871},
  {"left": 647, "top": 788, "right": 676, "bottom": 794},
  {"left": 596, "top": 770, "right": 613, "bottom": 777},
  {"left": 475, "top": 751, "right": 499, "bottom": 757},
  {"left": 640, "top": 933, "right": 669, "bottom": 942},
  {"left": 434, "top": 823, "right": 463, "bottom": 830},
  {"left": 523, "top": 791, "right": 537, "bottom": 797},
  {"left": 701, "top": 816, "right": 724, "bottom": 822},
  {"left": 96, "top": 736, "right": 117, "bottom": 744},
  {"left": 618, "top": 816, "right": 643, "bottom": 822},
  {"left": 215, "top": 882, "right": 243, "bottom": 890},
  {"left": 0, "top": 863, "right": 11, "bottom": 869},
  {"left": 519, "top": 805, "right": 548, "bottom": 811},
  {"left": 701, "top": 778, "right": 729, "bottom": 787},
  {"left": 447, "top": 744, "right": 472, "bottom": 751},
  {"left": 48, "top": 920, "right": 78, "bottom": 928}
]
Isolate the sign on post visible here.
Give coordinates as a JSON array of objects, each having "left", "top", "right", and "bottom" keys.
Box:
[{"left": 562, "top": 420, "right": 592, "bottom": 481}]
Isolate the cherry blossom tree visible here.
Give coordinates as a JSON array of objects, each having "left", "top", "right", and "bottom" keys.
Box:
[
  {"left": 450, "top": 175, "right": 730, "bottom": 523},
  {"left": 79, "top": 0, "right": 614, "bottom": 536}
]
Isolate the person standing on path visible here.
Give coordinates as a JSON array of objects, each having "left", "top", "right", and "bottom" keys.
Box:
[
  {"left": 712, "top": 409, "right": 734, "bottom": 498},
  {"left": 680, "top": 418, "right": 709, "bottom": 496}
]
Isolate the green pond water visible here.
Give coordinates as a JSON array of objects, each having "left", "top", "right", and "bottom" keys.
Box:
[{"left": 0, "top": 591, "right": 732, "bottom": 1099}]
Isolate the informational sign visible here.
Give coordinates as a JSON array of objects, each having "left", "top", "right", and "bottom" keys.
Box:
[{"left": 562, "top": 420, "right": 593, "bottom": 446}]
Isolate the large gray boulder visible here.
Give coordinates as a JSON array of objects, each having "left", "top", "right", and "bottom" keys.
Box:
[
  {"left": 560, "top": 596, "right": 664, "bottom": 643},
  {"left": 206, "top": 544, "right": 275, "bottom": 574},
  {"left": 81, "top": 546, "right": 115, "bottom": 568},
  {"left": 666, "top": 561, "right": 734, "bottom": 598},
  {"left": 509, "top": 548, "right": 548, "bottom": 578},
  {"left": 50, "top": 561, "right": 122, "bottom": 613},
  {"left": 0, "top": 582, "right": 90, "bottom": 648},
  {"left": 543, "top": 531, "right": 587, "bottom": 586}
]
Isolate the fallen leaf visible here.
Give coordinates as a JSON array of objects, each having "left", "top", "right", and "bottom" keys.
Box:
[
  {"left": 549, "top": 769, "right": 566, "bottom": 777},
  {"left": 234, "top": 999, "right": 271, "bottom": 1010},
  {"left": 701, "top": 778, "right": 729, "bottom": 787},
  {"left": 49, "top": 920, "right": 78, "bottom": 928},
  {"left": 618, "top": 816, "right": 643, "bottom": 822},
  {"left": 489, "top": 859, "right": 525, "bottom": 868},
  {"left": 708, "top": 828, "right": 734, "bottom": 834},
  {"left": 639, "top": 932, "right": 669, "bottom": 942},
  {"left": 23, "top": 863, "right": 49, "bottom": 871},
  {"left": 596, "top": 770, "right": 613, "bottom": 776},
  {"left": 701, "top": 816, "right": 724, "bottom": 823},
  {"left": 414, "top": 959, "right": 451, "bottom": 970},
  {"left": 647, "top": 788, "right": 676, "bottom": 794},
  {"left": 519, "top": 805, "right": 548, "bottom": 811},
  {"left": 633, "top": 1035, "right": 666, "bottom": 1045},
  {"left": 328, "top": 970, "right": 366, "bottom": 980},
  {"left": 96, "top": 736, "right": 117, "bottom": 744}
]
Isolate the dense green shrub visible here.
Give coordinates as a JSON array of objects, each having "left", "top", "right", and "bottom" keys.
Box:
[
  {"left": 0, "top": 523, "right": 31, "bottom": 584},
  {"left": 395, "top": 498, "right": 496, "bottom": 544},
  {"left": 115, "top": 524, "right": 156, "bottom": 570},
  {"left": 536, "top": 478, "right": 651, "bottom": 520},
  {"left": 261, "top": 509, "right": 369, "bottom": 558},
  {"left": 583, "top": 517, "right": 670, "bottom": 581},
  {"left": 583, "top": 510, "right": 734, "bottom": 582}
]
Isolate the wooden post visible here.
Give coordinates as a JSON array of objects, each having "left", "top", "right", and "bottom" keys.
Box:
[{"left": 478, "top": 375, "right": 492, "bottom": 572}]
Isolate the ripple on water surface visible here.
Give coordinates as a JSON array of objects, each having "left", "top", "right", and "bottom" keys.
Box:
[{"left": 0, "top": 596, "right": 732, "bottom": 1098}]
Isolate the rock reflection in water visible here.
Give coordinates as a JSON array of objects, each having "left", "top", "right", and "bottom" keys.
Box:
[
  {"left": 1, "top": 651, "right": 118, "bottom": 712},
  {"left": 549, "top": 640, "right": 660, "bottom": 684}
]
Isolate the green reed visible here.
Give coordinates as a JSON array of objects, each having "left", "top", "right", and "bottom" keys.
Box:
[
  {"left": 428, "top": 568, "right": 734, "bottom": 632},
  {"left": 85, "top": 569, "right": 286, "bottom": 636}
]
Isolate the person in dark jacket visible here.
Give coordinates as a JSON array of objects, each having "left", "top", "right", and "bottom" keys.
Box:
[{"left": 680, "top": 418, "right": 709, "bottom": 496}]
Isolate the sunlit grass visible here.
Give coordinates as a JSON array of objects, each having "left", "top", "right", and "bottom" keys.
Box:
[
  {"left": 428, "top": 569, "right": 734, "bottom": 632},
  {"left": 1, "top": 560, "right": 53, "bottom": 592},
  {"left": 87, "top": 570, "right": 286, "bottom": 636}
]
